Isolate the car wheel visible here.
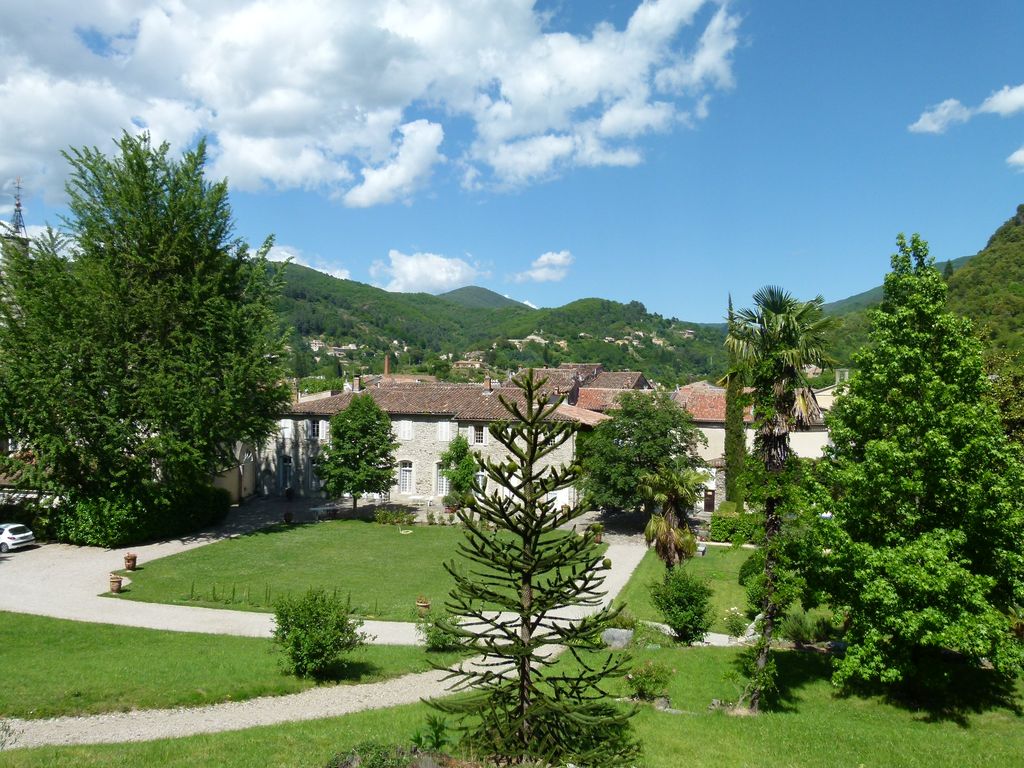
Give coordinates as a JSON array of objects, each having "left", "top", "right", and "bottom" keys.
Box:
[{"left": 0, "top": 543, "right": 8, "bottom": 553}]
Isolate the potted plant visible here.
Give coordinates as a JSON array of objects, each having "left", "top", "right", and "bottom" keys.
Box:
[
  {"left": 590, "top": 523, "right": 605, "bottom": 544},
  {"left": 109, "top": 573, "right": 123, "bottom": 594},
  {"left": 416, "top": 595, "right": 431, "bottom": 616},
  {"left": 123, "top": 552, "right": 137, "bottom": 570}
]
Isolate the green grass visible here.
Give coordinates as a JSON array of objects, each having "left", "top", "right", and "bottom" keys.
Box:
[
  {"left": 0, "top": 612, "right": 463, "bottom": 719},
  {"left": 6, "top": 647, "right": 1022, "bottom": 767},
  {"left": 115, "top": 520, "right": 468, "bottom": 620},
  {"left": 617, "top": 546, "right": 752, "bottom": 633}
]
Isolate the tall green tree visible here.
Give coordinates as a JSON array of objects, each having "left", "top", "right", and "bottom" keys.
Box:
[
  {"left": 821, "top": 234, "right": 1024, "bottom": 691},
  {"left": 433, "top": 371, "right": 637, "bottom": 767},
  {"left": 724, "top": 295, "right": 749, "bottom": 507},
  {"left": 0, "top": 133, "right": 288, "bottom": 545},
  {"left": 577, "top": 390, "right": 704, "bottom": 513},
  {"left": 727, "top": 285, "right": 834, "bottom": 712},
  {"left": 315, "top": 394, "right": 398, "bottom": 513}
]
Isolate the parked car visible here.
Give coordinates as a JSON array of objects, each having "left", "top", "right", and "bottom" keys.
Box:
[{"left": 0, "top": 523, "right": 35, "bottom": 552}]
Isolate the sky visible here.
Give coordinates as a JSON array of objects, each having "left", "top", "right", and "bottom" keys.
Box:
[{"left": 1, "top": 0, "right": 1022, "bottom": 322}]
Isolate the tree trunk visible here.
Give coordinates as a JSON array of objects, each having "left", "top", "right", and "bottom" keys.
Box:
[
  {"left": 749, "top": 493, "right": 780, "bottom": 714},
  {"left": 519, "top": 578, "right": 533, "bottom": 749},
  {"left": 352, "top": 494, "right": 358, "bottom": 515}
]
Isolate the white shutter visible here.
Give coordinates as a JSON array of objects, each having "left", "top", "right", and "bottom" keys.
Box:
[{"left": 320, "top": 419, "right": 330, "bottom": 442}]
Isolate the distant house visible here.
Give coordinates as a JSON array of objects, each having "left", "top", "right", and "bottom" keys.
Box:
[{"left": 258, "top": 379, "right": 607, "bottom": 506}]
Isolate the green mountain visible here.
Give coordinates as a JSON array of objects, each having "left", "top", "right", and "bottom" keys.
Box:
[
  {"left": 272, "top": 263, "right": 726, "bottom": 384},
  {"left": 438, "top": 286, "right": 529, "bottom": 310},
  {"left": 823, "top": 204, "right": 1024, "bottom": 364}
]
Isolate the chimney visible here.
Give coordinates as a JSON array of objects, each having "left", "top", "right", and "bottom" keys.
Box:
[
  {"left": 384, "top": 353, "right": 391, "bottom": 377},
  {"left": 354, "top": 375, "right": 361, "bottom": 393},
  {"left": 484, "top": 376, "right": 492, "bottom": 392}
]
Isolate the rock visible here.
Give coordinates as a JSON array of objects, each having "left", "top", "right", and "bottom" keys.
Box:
[
  {"left": 652, "top": 696, "right": 672, "bottom": 710},
  {"left": 601, "top": 628, "right": 634, "bottom": 649},
  {"left": 644, "top": 643, "right": 662, "bottom": 651}
]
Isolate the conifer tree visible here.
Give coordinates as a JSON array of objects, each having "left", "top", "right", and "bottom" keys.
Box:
[
  {"left": 724, "top": 294, "right": 748, "bottom": 508},
  {"left": 432, "top": 370, "right": 637, "bottom": 767}
]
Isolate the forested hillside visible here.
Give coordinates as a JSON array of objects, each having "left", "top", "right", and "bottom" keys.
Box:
[{"left": 272, "top": 263, "right": 727, "bottom": 384}]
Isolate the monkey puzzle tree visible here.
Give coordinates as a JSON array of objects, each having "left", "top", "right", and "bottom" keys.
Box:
[{"left": 432, "top": 370, "right": 637, "bottom": 767}]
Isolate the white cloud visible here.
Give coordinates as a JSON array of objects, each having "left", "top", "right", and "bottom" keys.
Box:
[
  {"left": 514, "top": 250, "right": 574, "bottom": 283},
  {"left": 0, "top": 0, "right": 742, "bottom": 202},
  {"left": 269, "top": 244, "right": 350, "bottom": 280},
  {"left": 979, "top": 84, "right": 1024, "bottom": 116},
  {"left": 371, "top": 249, "right": 482, "bottom": 293},
  {"left": 908, "top": 98, "right": 971, "bottom": 134},
  {"left": 344, "top": 120, "right": 445, "bottom": 207},
  {"left": 1008, "top": 146, "right": 1024, "bottom": 170}
]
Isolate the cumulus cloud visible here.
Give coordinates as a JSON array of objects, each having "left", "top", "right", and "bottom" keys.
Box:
[
  {"left": 370, "top": 249, "right": 482, "bottom": 293},
  {"left": 979, "top": 84, "right": 1024, "bottom": 117},
  {"left": 269, "top": 244, "right": 350, "bottom": 280},
  {"left": 0, "top": 0, "right": 743, "bottom": 202},
  {"left": 514, "top": 250, "right": 574, "bottom": 283},
  {"left": 1008, "top": 146, "right": 1024, "bottom": 170},
  {"left": 344, "top": 120, "right": 445, "bottom": 207},
  {"left": 908, "top": 98, "right": 971, "bottom": 134}
]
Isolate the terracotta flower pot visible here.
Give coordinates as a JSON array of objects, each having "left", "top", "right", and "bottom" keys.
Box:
[
  {"left": 124, "top": 552, "right": 137, "bottom": 571},
  {"left": 109, "top": 574, "right": 123, "bottom": 594},
  {"left": 416, "top": 598, "right": 431, "bottom": 616}
]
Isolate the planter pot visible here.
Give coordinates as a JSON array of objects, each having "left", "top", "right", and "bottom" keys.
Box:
[
  {"left": 109, "top": 574, "right": 123, "bottom": 594},
  {"left": 594, "top": 532, "right": 603, "bottom": 544},
  {"left": 416, "top": 599, "right": 431, "bottom": 616},
  {"left": 124, "top": 552, "right": 137, "bottom": 571}
]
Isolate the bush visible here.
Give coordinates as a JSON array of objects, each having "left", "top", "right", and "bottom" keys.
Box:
[
  {"left": 607, "top": 606, "right": 638, "bottom": 630},
  {"left": 778, "top": 609, "right": 814, "bottom": 646},
  {"left": 273, "top": 589, "right": 368, "bottom": 678},
  {"left": 324, "top": 742, "right": 412, "bottom": 768},
  {"left": 626, "top": 659, "right": 672, "bottom": 700},
  {"left": 709, "top": 504, "right": 763, "bottom": 543},
  {"left": 374, "top": 507, "right": 416, "bottom": 526},
  {"left": 737, "top": 548, "right": 765, "bottom": 586},
  {"left": 723, "top": 607, "right": 748, "bottom": 638},
  {"left": 416, "top": 609, "right": 463, "bottom": 652},
  {"left": 649, "top": 568, "right": 713, "bottom": 644}
]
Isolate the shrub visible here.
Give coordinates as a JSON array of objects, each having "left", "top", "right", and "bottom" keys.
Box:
[
  {"left": 737, "top": 548, "right": 765, "bottom": 586},
  {"left": 649, "top": 568, "right": 713, "bottom": 644},
  {"left": 324, "top": 742, "right": 412, "bottom": 768},
  {"left": 723, "top": 607, "right": 748, "bottom": 638},
  {"left": 607, "top": 606, "right": 638, "bottom": 630},
  {"left": 374, "top": 507, "right": 416, "bottom": 526},
  {"left": 626, "top": 659, "right": 672, "bottom": 700},
  {"left": 416, "top": 609, "right": 463, "bottom": 652},
  {"left": 273, "top": 589, "right": 368, "bottom": 678},
  {"left": 709, "top": 504, "right": 763, "bottom": 543},
  {"left": 779, "top": 609, "right": 814, "bottom": 646}
]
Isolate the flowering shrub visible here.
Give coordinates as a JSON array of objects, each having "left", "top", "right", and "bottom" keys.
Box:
[{"left": 626, "top": 659, "right": 673, "bottom": 700}]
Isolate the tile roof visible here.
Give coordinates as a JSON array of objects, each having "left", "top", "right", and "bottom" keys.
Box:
[
  {"left": 589, "top": 371, "right": 649, "bottom": 389},
  {"left": 672, "top": 382, "right": 735, "bottom": 424},
  {"left": 291, "top": 383, "right": 597, "bottom": 425},
  {"left": 575, "top": 387, "right": 640, "bottom": 412}
]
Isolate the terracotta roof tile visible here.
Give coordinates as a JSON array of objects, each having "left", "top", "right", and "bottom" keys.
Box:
[
  {"left": 575, "top": 388, "right": 640, "bottom": 412},
  {"left": 589, "top": 371, "right": 649, "bottom": 389}
]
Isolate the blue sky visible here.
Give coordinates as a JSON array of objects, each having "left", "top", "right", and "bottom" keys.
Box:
[{"left": 2, "top": 1, "right": 1022, "bottom": 322}]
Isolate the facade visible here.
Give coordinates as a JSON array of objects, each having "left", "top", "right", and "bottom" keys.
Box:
[{"left": 257, "top": 380, "right": 607, "bottom": 507}]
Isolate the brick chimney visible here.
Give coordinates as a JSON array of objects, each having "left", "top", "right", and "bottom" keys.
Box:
[
  {"left": 353, "top": 375, "right": 361, "bottom": 393},
  {"left": 484, "top": 375, "right": 492, "bottom": 392},
  {"left": 384, "top": 353, "right": 391, "bottom": 377}
]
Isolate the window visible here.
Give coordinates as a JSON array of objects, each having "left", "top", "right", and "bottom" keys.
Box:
[
  {"left": 309, "top": 419, "right": 320, "bottom": 440},
  {"left": 436, "top": 463, "right": 450, "bottom": 496},
  {"left": 397, "top": 420, "right": 414, "bottom": 440},
  {"left": 437, "top": 420, "right": 452, "bottom": 442},
  {"left": 471, "top": 424, "right": 486, "bottom": 445},
  {"left": 398, "top": 461, "right": 413, "bottom": 494}
]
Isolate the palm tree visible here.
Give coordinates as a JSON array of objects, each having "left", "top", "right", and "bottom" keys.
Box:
[
  {"left": 639, "top": 462, "right": 703, "bottom": 569},
  {"left": 726, "top": 285, "right": 834, "bottom": 713}
]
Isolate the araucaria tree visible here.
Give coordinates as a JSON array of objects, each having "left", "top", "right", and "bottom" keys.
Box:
[
  {"left": 727, "top": 286, "right": 833, "bottom": 712},
  {"left": 821, "top": 234, "right": 1024, "bottom": 691},
  {"left": 0, "top": 133, "right": 288, "bottom": 546},
  {"left": 315, "top": 394, "right": 398, "bottom": 513},
  {"left": 577, "top": 390, "right": 704, "bottom": 513},
  {"left": 433, "top": 370, "right": 637, "bottom": 767}
]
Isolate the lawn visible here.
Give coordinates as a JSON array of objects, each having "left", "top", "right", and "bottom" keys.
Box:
[
  {"left": 616, "top": 545, "right": 752, "bottom": 633},
  {"left": 115, "top": 520, "right": 468, "bottom": 620},
  {"left": 6, "top": 647, "right": 1022, "bottom": 767},
  {"left": 0, "top": 612, "right": 463, "bottom": 719}
]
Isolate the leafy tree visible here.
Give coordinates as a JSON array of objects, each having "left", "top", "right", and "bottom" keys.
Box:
[
  {"left": 315, "top": 394, "right": 398, "bottom": 512},
  {"left": 726, "top": 285, "right": 834, "bottom": 712},
  {"left": 986, "top": 351, "right": 1024, "bottom": 446},
  {"left": 724, "top": 295, "right": 749, "bottom": 508},
  {"left": 639, "top": 460, "right": 702, "bottom": 569},
  {"left": 577, "top": 390, "right": 704, "bottom": 512},
  {"left": 438, "top": 433, "right": 477, "bottom": 508},
  {"left": 820, "top": 234, "right": 1024, "bottom": 691},
  {"left": 432, "top": 370, "right": 638, "bottom": 767},
  {"left": 0, "top": 133, "right": 288, "bottom": 545}
]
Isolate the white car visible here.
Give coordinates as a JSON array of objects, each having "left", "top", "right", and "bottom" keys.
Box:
[{"left": 0, "top": 523, "right": 35, "bottom": 553}]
